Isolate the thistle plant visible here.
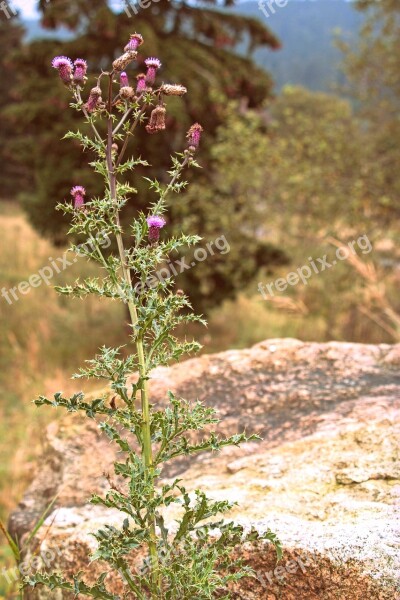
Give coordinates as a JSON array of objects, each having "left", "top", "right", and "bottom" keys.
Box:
[{"left": 26, "top": 35, "right": 281, "bottom": 599}]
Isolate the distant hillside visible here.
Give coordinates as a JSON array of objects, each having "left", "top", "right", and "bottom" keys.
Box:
[
  {"left": 23, "top": 0, "right": 363, "bottom": 93},
  {"left": 230, "top": 0, "right": 363, "bottom": 92}
]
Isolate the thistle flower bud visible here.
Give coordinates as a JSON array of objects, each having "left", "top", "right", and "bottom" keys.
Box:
[
  {"left": 187, "top": 123, "right": 203, "bottom": 149},
  {"left": 136, "top": 74, "right": 146, "bottom": 94},
  {"left": 160, "top": 84, "right": 187, "bottom": 97},
  {"left": 144, "top": 57, "right": 162, "bottom": 85},
  {"left": 146, "top": 215, "right": 166, "bottom": 244},
  {"left": 120, "top": 71, "right": 129, "bottom": 87},
  {"left": 71, "top": 186, "right": 86, "bottom": 210},
  {"left": 73, "top": 59, "right": 87, "bottom": 85},
  {"left": 146, "top": 105, "right": 166, "bottom": 135},
  {"left": 124, "top": 33, "right": 144, "bottom": 52},
  {"left": 84, "top": 86, "right": 103, "bottom": 113},
  {"left": 112, "top": 143, "right": 119, "bottom": 153},
  {"left": 52, "top": 56, "right": 73, "bottom": 85},
  {"left": 112, "top": 51, "right": 137, "bottom": 72}
]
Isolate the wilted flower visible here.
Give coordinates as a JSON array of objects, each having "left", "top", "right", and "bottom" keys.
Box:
[
  {"left": 146, "top": 105, "right": 166, "bottom": 135},
  {"left": 84, "top": 86, "right": 103, "bottom": 113},
  {"left": 113, "top": 51, "right": 137, "bottom": 72},
  {"left": 120, "top": 86, "right": 134, "bottom": 100},
  {"left": 136, "top": 74, "right": 146, "bottom": 94},
  {"left": 144, "top": 57, "right": 162, "bottom": 85},
  {"left": 70, "top": 186, "right": 86, "bottom": 209},
  {"left": 124, "top": 33, "right": 144, "bottom": 52},
  {"left": 73, "top": 59, "right": 87, "bottom": 84},
  {"left": 187, "top": 123, "right": 203, "bottom": 149},
  {"left": 146, "top": 215, "right": 166, "bottom": 243},
  {"left": 160, "top": 84, "right": 187, "bottom": 97},
  {"left": 52, "top": 56, "right": 73, "bottom": 84}
]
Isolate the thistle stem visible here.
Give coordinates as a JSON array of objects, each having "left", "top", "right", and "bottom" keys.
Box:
[{"left": 106, "top": 75, "right": 161, "bottom": 598}]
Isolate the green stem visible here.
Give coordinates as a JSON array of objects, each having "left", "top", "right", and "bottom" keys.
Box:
[
  {"left": 118, "top": 563, "right": 146, "bottom": 600},
  {"left": 105, "top": 75, "right": 161, "bottom": 599}
]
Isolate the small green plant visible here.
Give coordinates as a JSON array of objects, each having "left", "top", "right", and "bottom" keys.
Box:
[
  {"left": 1, "top": 496, "right": 58, "bottom": 599},
  {"left": 25, "top": 35, "right": 281, "bottom": 599}
]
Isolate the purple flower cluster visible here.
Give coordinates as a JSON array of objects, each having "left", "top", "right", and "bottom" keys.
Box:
[
  {"left": 55, "top": 33, "right": 203, "bottom": 236},
  {"left": 52, "top": 56, "right": 87, "bottom": 86}
]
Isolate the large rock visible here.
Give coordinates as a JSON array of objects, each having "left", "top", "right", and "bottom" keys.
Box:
[{"left": 9, "top": 339, "right": 400, "bottom": 599}]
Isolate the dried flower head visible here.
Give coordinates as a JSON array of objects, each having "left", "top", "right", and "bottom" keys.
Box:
[
  {"left": 144, "top": 57, "right": 162, "bottom": 85},
  {"left": 52, "top": 56, "right": 73, "bottom": 84},
  {"left": 146, "top": 105, "right": 166, "bottom": 135},
  {"left": 120, "top": 72, "right": 129, "bottom": 88},
  {"left": 112, "top": 51, "right": 137, "bottom": 72},
  {"left": 84, "top": 86, "right": 103, "bottom": 113},
  {"left": 124, "top": 33, "right": 144, "bottom": 52},
  {"left": 70, "top": 186, "right": 86, "bottom": 209},
  {"left": 187, "top": 123, "right": 203, "bottom": 149},
  {"left": 136, "top": 73, "right": 147, "bottom": 94},
  {"left": 120, "top": 86, "right": 135, "bottom": 100},
  {"left": 73, "top": 59, "right": 87, "bottom": 84},
  {"left": 160, "top": 84, "right": 187, "bottom": 97},
  {"left": 147, "top": 215, "right": 166, "bottom": 243}
]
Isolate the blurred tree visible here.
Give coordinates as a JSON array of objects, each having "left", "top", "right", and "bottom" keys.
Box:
[
  {"left": 172, "top": 103, "right": 289, "bottom": 312},
  {"left": 0, "top": 17, "right": 26, "bottom": 199},
  {"left": 339, "top": 0, "right": 400, "bottom": 220},
  {"left": 8, "top": 0, "right": 279, "bottom": 239},
  {"left": 181, "top": 86, "right": 396, "bottom": 305},
  {"left": 6, "top": 0, "right": 285, "bottom": 311}
]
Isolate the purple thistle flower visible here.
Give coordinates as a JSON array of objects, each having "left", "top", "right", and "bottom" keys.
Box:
[
  {"left": 144, "top": 57, "right": 162, "bottom": 85},
  {"left": 120, "top": 71, "right": 129, "bottom": 88},
  {"left": 52, "top": 56, "right": 73, "bottom": 84},
  {"left": 71, "top": 186, "right": 86, "bottom": 209},
  {"left": 187, "top": 123, "right": 203, "bottom": 149},
  {"left": 73, "top": 59, "right": 87, "bottom": 84},
  {"left": 136, "top": 74, "right": 146, "bottom": 94},
  {"left": 124, "top": 33, "right": 144, "bottom": 52},
  {"left": 146, "top": 215, "right": 166, "bottom": 244}
]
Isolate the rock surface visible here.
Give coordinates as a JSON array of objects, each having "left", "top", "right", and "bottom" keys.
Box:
[{"left": 9, "top": 339, "right": 400, "bottom": 599}]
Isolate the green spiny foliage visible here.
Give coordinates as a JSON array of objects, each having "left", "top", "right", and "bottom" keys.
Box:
[{"left": 25, "top": 34, "right": 281, "bottom": 599}]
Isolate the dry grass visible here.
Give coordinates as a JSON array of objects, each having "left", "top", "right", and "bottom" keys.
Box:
[{"left": 0, "top": 203, "right": 125, "bottom": 522}]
